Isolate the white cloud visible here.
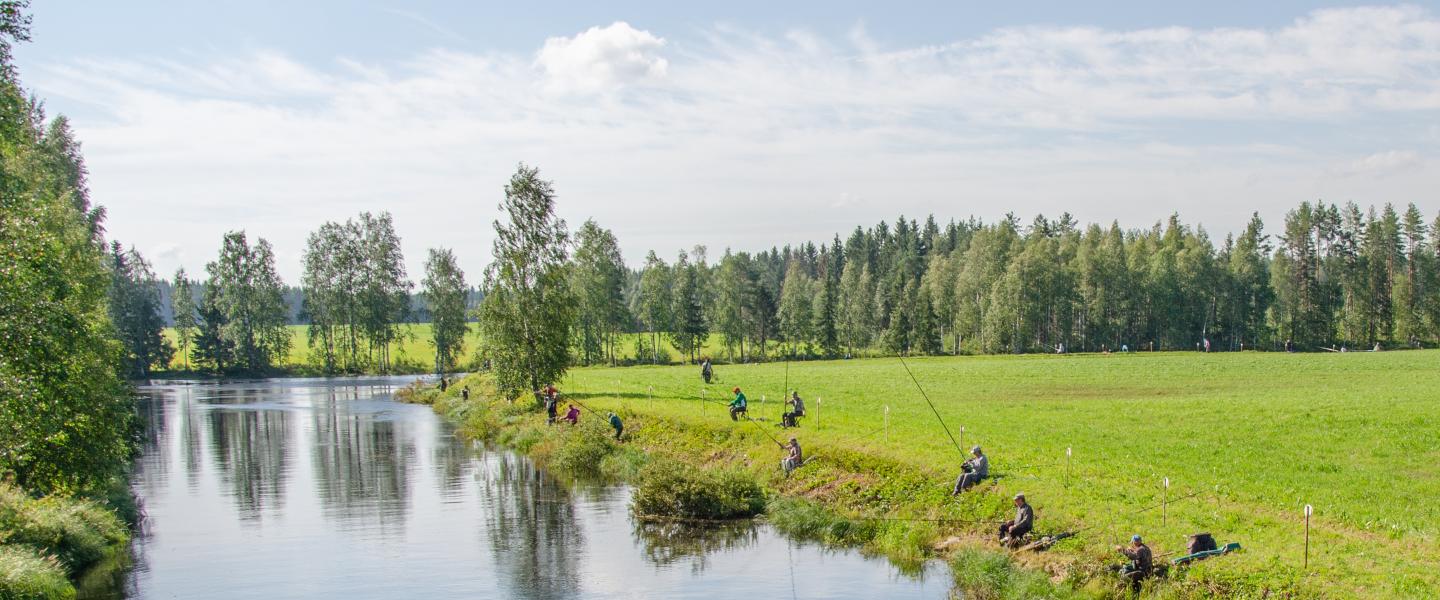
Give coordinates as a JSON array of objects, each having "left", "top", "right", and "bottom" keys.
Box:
[
  {"left": 1337, "top": 150, "right": 1425, "bottom": 177},
  {"left": 26, "top": 8, "right": 1440, "bottom": 282},
  {"left": 535, "top": 22, "right": 668, "bottom": 93}
]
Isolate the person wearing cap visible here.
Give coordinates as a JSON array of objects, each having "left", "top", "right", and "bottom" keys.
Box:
[
  {"left": 1114, "top": 534, "right": 1153, "bottom": 591},
  {"left": 729, "top": 387, "right": 748, "bottom": 421},
  {"left": 951, "top": 446, "right": 989, "bottom": 494},
  {"left": 998, "top": 493, "right": 1034, "bottom": 547},
  {"left": 781, "top": 390, "right": 805, "bottom": 428},
  {"left": 780, "top": 437, "right": 803, "bottom": 477},
  {"left": 608, "top": 412, "right": 624, "bottom": 441}
]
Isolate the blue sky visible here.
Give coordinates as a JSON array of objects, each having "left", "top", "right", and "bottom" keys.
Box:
[{"left": 12, "top": 1, "right": 1440, "bottom": 281}]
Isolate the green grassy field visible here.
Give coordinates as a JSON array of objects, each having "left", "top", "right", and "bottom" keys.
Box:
[
  {"left": 551, "top": 350, "right": 1440, "bottom": 597},
  {"left": 163, "top": 323, "right": 485, "bottom": 372},
  {"left": 162, "top": 326, "right": 811, "bottom": 373}
]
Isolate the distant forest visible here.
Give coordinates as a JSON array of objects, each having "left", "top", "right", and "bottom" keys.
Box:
[{"left": 107, "top": 195, "right": 1440, "bottom": 376}]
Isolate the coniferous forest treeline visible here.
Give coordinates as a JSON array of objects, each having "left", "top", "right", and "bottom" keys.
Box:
[{"left": 134, "top": 186, "right": 1440, "bottom": 376}]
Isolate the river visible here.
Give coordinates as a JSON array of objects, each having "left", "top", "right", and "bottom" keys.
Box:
[{"left": 120, "top": 377, "right": 950, "bottom": 599}]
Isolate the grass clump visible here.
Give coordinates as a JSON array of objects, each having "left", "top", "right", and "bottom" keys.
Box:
[
  {"left": 631, "top": 459, "right": 766, "bottom": 520},
  {"left": 0, "top": 546, "right": 74, "bottom": 600},
  {"left": 949, "top": 547, "right": 1079, "bottom": 600},
  {"left": 0, "top": 482, "right": 128, "bottom": 600}
]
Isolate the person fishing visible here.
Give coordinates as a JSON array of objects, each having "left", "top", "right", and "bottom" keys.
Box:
[
  {"left": 729, "top": 387, "right": 748, "bottom": 421},
  {"left": 608, "top": 412, "right": 624, "bottom": 441},
  {"left": 781, "top": 390, "right": 805, "bottom": 428},
  {"left": 780, "top": 437, "right": 803, "bottom": 477},
  {"left": 561, "top": 403, "right": 581, "bottom": 425},
  {"left": 701, "top": 359, "right": 713, "bottom": 384},
  {"left": 998, "top": 493, "right": 1034, "bottom": 547},
  {"left": 951, "top": 446, "right": 989, "bottom": 494},
  {"left": 1113, "top": 534, "right": 1153, "bottom": 592},
  {"left": 439, "top": 377, "right": 448, "bottom": 392},
  {"left": 461, "top": 386, "right": 470, "bottom": 401},
  {"left": 543, "top": 385, "right": 559, "bottom": 425}
]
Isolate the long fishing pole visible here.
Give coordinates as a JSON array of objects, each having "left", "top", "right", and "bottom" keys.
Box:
[
  {"left": 897, "top": 354, "right": 965, "bottom": 458},
  {"left": 744, "top": 415, "right": 786, "bottom": 448}
]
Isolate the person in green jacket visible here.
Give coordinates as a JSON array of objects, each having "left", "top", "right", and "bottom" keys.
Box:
[{"left": 729, "top": 387, "right": 748, "bottom": 421}]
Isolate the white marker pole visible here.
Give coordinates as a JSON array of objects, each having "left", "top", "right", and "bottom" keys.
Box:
[
  {"left": 815, "top": 397, "right": 821, "bottom": 428},
  {"left": 884, "top": 405, "right": 890, "bottom": 443},
  {"left": 1304, "top": 504, "right": 1313, "bottom": 569},
  {"left": 1163, "top": 477, "right": 1170, "bottom": 526},
  {"left": 1066, "top": 447, "right": 1073, "bottom": 487}
]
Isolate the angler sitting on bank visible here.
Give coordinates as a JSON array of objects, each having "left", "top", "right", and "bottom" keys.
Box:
[
  {"left": 780, "top": 437, "right": 803, "bottom": 477},
  {"left": 998, "top": 493, "right": 1034, "bottom": 547},
  {"left": 952, "top": 446, "right": 988, "bottom": 494},
  {"left": 1113, "top": 534, "right": 1153, "bottom": 592},
  {"left": 729, "top": 387, "right": 748, "bottom": 421},
  {"left": 781, "top": 391, "right": 805, "bottom": 428}
]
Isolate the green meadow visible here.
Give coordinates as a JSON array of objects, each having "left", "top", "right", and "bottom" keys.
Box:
[
  {"left": 162, "top": 323, "right": 485, "bottom": 373},
  {"left": 550, "top": 350, "right": 1440, "bottom": 597}
]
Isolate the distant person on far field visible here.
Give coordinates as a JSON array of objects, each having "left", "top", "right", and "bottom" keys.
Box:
[
  {"left": 1203, "top": 338, "right": 1210, "bottom": 352},
  {"left": 701, "top": 359, "right": 713, "bottom": 384}
]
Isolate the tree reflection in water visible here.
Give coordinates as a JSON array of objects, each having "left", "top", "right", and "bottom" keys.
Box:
[
  {"left": 481, "top": 452, "right": 583, "bottom": 600},
  {"left": 634, "top": 520, "right": 761, "bottom": 574},
  {"left": 309, "top": 385, "right": 416, "bottom": 534},
  {"left": 206, "top": 387, "right": 292, "bottom": 521}
]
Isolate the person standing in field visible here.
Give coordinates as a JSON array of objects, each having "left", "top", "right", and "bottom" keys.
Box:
[
  {"left": 543, "top": 385, "right": 559, "bottom": 425},
  {"left": 952, "top": 446, "right": 988, "bottom": 494},
  {"left": 462, "top": 386, "right": 470, "bottom": 401},
  {"left": 1203, "top": 338, "right": 1211, "bottom": 352},
  {"left": 999, "top": 493, "right": 1034, "bottom": 547},
  {"left": 608, "top": 412, "right": 624, "bottom": 440},
  {"left": 701, "top": 359, "right": 713, "bottom": 384},
  {"left": 729, "top": 387, "right": 748, "bottom": 421},
  {"left": 780, "top": 437, "right": 803, "bottom": 477}
]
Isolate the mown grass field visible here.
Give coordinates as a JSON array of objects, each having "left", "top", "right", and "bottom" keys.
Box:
[
  {"left": 554, "top": 350, "right": 1440, "bottom": 597},
  {"left": 163, "top": 323, "right": 485, "bottom": 372},
  {"left": 162, "top": 326, "right": 799, "bottom": 373}
]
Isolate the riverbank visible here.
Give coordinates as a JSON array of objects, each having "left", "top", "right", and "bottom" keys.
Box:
[
  {"left": 404, "top": 351, "right": 1440, "bottom": 598},
  {"left": 0, "top": 482, "right": 131, "bottom": 600},
  {"left": 399, "top": 375, "right": 1116, "bottom": 598}
]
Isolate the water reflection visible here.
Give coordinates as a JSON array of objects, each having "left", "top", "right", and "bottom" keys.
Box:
[
  {"left": 634, "top": 521, "right": 759, "bottom": 574},
  {"left": 126, "top": 378, "right": 947, "bottom": 600}
]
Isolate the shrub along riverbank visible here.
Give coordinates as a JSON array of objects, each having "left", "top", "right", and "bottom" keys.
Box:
[{"left": 0, "top": 483, "right": 130, "bottom": 600}]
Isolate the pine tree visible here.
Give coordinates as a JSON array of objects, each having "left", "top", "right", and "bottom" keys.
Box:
[
  {"left": 669, "top": 252, "right": 708, "bottom": 363},
  {"left": 108, "top": 242, "right": 173, "bottom": 377}
]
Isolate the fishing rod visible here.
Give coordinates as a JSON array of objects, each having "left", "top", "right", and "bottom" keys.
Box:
[
  {"left": 897, "top": 354, "right": 966, "bottom": 459},
  {"left": 744, "top": 415, "right": 787, "bottom": 448}
]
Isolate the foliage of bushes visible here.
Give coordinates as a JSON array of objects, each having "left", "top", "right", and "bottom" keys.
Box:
[
  {"left": 0, "top": 482, "right": 128, "bottom": 600},
  {"left": 631, "top": 460, "right": 765, "bottom": 520}
]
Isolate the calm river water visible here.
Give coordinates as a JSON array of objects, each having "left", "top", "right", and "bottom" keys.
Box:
[{"left": 122, "top": 378, "right": 949, "bottom": 599}]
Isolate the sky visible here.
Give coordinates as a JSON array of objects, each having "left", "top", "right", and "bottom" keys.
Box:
[{"left": 12, "top": 1, "right": 1440, "bottom": 282}]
